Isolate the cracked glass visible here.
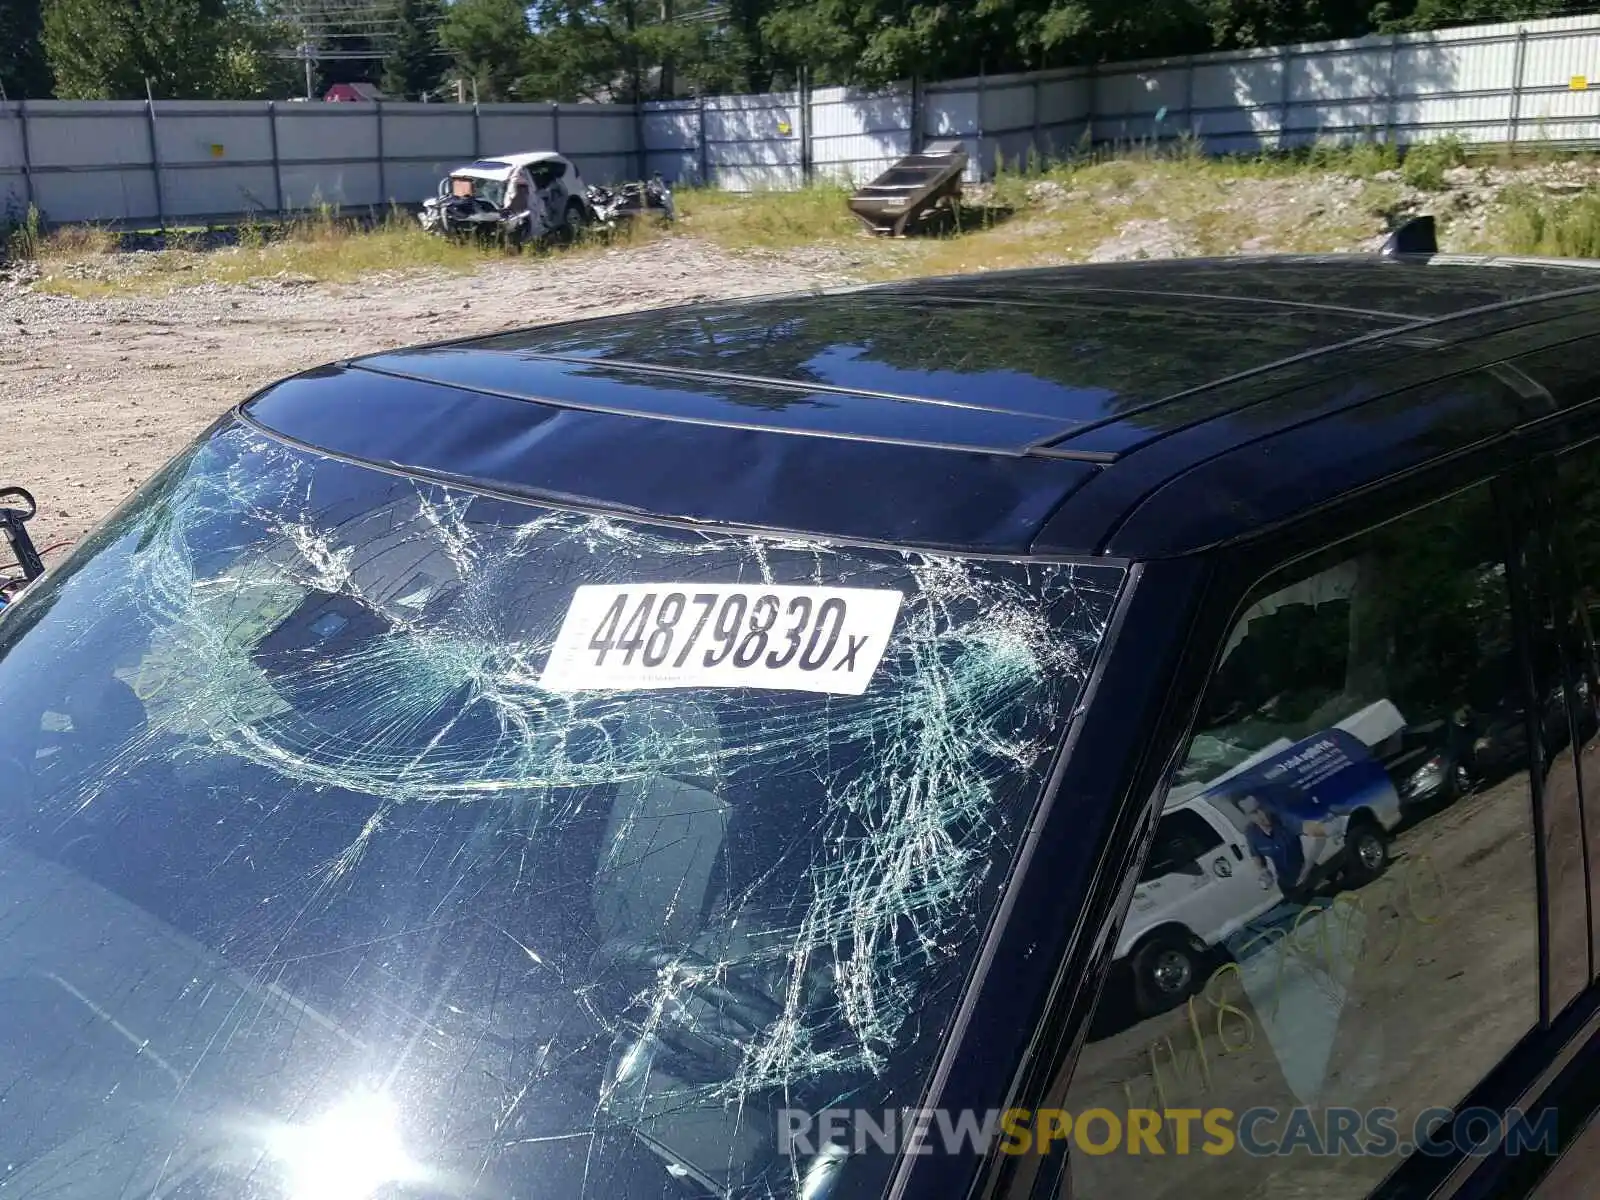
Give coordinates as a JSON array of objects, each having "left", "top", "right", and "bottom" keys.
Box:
[{"left": 0, "top": 420, "right": 1123, "bottom": 1200}]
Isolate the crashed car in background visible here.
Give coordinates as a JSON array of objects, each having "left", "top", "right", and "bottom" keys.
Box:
[
  {"left": 585, "top": 173, "right": 676, "bottom": 226},
  {"left": 418, "top": 151, "right": 593, "bottom": 246}
]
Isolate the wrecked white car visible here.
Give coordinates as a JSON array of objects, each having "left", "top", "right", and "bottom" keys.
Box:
[{"left": 418, "top": 151, "right": 594, "bottom": 246}]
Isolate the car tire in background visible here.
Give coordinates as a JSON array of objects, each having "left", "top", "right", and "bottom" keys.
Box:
[
  {"left": 1130, "top": 927, "right": 1202, "bottom": 1017},
  {"left": 1341, "top": 816, "right": 1390, "bottom": 888},
  {"left": 561, "top": 198, "right": 590, "bottom": 244}
]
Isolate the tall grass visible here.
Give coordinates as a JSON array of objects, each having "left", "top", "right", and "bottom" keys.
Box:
[
  {"left": 2, "top": 203, "right": 42, "bottom": 260},
  {"left": 673, "top": 182, "right": 859, "bottom": 248},
  {"left": 4, "top": 204, "right": 118, "bottom": 263},
  {"left": 1494, "top": 187, "right": 1600, "bottom": 258},
  {"left": 28, "top": 202, "right": 663, "bottom": 296},
  {"left": 1400, "top": 134, "right": 1468, "bottom": 191}
]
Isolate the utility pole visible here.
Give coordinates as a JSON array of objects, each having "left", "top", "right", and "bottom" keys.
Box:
[
  {"left": 625, "top": 0, "right": 641, "bottom": 105},
  {"left": 659, "top": 0, "right": 674, "bottom": 99}
]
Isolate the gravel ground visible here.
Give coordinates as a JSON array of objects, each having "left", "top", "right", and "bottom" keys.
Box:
[{"left": 2, "top": 240, "right": 847, "bottom": 560}]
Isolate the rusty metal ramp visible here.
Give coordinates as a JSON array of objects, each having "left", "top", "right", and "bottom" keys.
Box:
[{"left": 847, "top": 139, "right": 969, "bottom": 237}]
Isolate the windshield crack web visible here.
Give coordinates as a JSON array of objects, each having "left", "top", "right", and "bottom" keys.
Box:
[{"left": 19, "top": 426, "right": 1122, "bottom": 1197}]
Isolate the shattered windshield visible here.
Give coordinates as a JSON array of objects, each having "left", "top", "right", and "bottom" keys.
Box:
[
  {"left": 452, "top": 174, "right": 504, "bottom": 205},
  {"left": 0, "top": 422, "right": 1123, "bottom": 1199}
]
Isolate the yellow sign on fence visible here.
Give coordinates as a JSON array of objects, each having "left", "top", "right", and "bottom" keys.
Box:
[{"left": 1571, "top": 75, "right": 1589, "bottom": 91}]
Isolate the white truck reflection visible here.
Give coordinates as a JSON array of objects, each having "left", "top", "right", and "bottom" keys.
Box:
[{"left": 1116, "top": 699, "right": 1406, "bottom": 1015}]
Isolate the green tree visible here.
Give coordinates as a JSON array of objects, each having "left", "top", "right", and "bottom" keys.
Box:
[
  {"left": 520, "top": 2, "right": 623, "bottom": 102},
  {"left": 517, "top": 0, "right": 777, "bottom": 104},
  {"left": 1373, "top": 0, "right": 1566, "bottom": 30},
  {"left": 439, "top": 0, "right": 532, "bottom": 100},
  {"left": 381, "top": 0, "right": 445, "bottom": 98},
  {"left": 0, "top": 0, "right": 52, "bottom": 98},
  {"left": 43, "top": 0, "right": 288, "bottom": 98}
]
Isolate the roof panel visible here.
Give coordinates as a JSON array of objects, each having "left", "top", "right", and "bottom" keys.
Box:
[
  {"left": 1054, "top": 295, "right": 1600, "bottom": 456},
  {"left": 451, "top": 291, "right": 1394, "bottom": 433},
  {"left": 348, "top": 350, "right": 1067, "bottom": 453},
  {"left": 1100, "top": 367, "right": 1550, "bottom": 556},
  {"left": 890, "top": 256, "right": 1600, "bottom": 319}
]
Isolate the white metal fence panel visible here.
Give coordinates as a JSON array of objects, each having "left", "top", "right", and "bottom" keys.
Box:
[
  {"left": 810, "top": 85, "right": 910, "bottom": 184},
  {"left": 0, "top": 106, "right": 25, "bottom": 217},
  {"left": 705, "top": 91, "right": 802, "bottom": 190},
  {"left": 555, "top": 104, "right": 640, "bottom": 186},
  {"left": 1036, "top": 73, "right": 1092, "bottom": 156},
  {"left": 642, "top": 100, "right": 700, "bottom": 183},
  {"left": 14, "top": 10, "right": 1600, "bottom": 226},
  {"left": 808, "top": 86, "right": 884, "bottom": 184},
  {"left": 0, "top": 97, "right": 642, "bottom": 227}
]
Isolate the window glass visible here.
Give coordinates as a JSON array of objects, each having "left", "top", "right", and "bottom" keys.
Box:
[
  {"left": 1511, "top": 475, "right": 1592, "bottom": 1013},
  {"left": 1066, "top": 482, "right": 1540, "bottom": 1200},
  {"left": 528, "top": 160, "right": 566, "bottom": 186},
  {"left": 1550, "top": 447, "right": 1600, "bottom": 982},
  {"left": 1142, "top": 810, "right": 1226, "bottom": 883}
]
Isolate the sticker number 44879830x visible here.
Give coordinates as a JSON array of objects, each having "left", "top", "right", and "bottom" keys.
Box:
[{"left": 539, "top": 584, "right": 905, "bottom": 696}]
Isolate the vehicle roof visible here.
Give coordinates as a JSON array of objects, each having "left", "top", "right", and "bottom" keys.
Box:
[
  {"left": 448, "top": 152, "right": 569, "bottom": 180},
  {"left": 460, "top": 151, "right": 566, "bottom": 171},
  {"left": 242, "top": 253, "right": 1600, "bottom": 559}
]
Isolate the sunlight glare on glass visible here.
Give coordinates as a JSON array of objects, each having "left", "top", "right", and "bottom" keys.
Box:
[{"left": 269, "top": 1089, "right": 419, "bottom": 1200}]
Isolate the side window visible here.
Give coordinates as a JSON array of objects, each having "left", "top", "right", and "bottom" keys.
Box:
[
  {"left": 1551, "top": 446, "right": 1600, "bottom": 985},
  {"left": 1513, "top": 471, "right": 1593, "bottom": 1013},
  {"left": 1065, "top": 482, "right": 1540, "bottom": 1200},
  {"left": 529, "top": 161, "right": 564, "bottom": 188},
  {"left": 1142, "top": 810, "right": 1224, "bottom": 882}
]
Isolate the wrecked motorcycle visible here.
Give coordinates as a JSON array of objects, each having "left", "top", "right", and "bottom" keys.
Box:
[{"left": 585, "top": 175, "right": 676, "bottom": 227}]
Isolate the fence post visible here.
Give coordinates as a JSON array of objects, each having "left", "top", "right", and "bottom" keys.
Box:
[
  {"left": 15, "top": 98, "right": 35, "bottom": 213},
  {"left": 634, "top": 99, "right": 647, "bottom": 179},
  {"left": 801, "top": 69, "right": 813, "bottom": 186},
  {"left": 472, "top": 101, "right": 481, "bottom": 158},
  {"left": 1384, "top": 35, "right": 1399, "bottom": 147},
  {"left": 1085, "top": 62, "right": 1097, "bottom": 151},
  {"left": 1509, "top": 27, "right": 1528, "bottom": 146},
  {"left": 375, "top": 98, "right": 386, "bottom": 208},
  {"left": 911, "top": 74, "right": 924, "bottom": 156},
  {"left": 1277, "top": 45, "right": 1293, "bottom": 151},
  {"left": 1184, "top": 54, "right": 1197, "bottom": 141},
  {"left": 1031, "top": 76, "right": 1042, "bottom": 162},
  {"left": 552, "top": 102, "right": 561, "bottom": 152},
  {"left": 267, "top": 99, "right": 283, "bottom": 214},
  {"left": 697, "top": 95, "right": 708, "bottom": 185},
  {"left": 144, "top": 83, "right": 167, "bottom": 236},
  {"left": 978, "top": 68, "right": 988, "bottom": 176}
]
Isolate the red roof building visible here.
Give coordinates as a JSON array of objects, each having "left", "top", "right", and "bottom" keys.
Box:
[{"left": 324, "top": 83, "right": 384, "bottom": 103}]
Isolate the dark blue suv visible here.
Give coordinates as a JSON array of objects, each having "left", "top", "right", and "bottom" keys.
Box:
[{"left": 6, "top": 254, "right": 1600, "bottom": 1200}]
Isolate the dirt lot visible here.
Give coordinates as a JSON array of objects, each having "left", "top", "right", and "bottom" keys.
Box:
[{"left": 1, "top": 239, "right": 847, "bottom": 559}]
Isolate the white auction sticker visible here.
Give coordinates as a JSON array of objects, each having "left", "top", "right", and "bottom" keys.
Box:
[{"left": 540, "top": 583, "right": 904, "bottom": 695}]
